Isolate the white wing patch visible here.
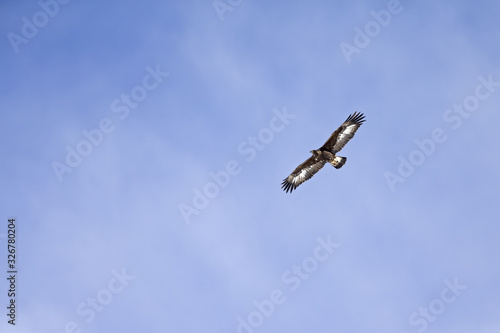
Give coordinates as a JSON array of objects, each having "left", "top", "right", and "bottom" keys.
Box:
[
  {"left": 293, "top": 162, "right": 324, "bottom": 184},
  {"left": 336, "top": 124, "right": 357, "bottom": 142},
  {"left": 321, "top": 112, "right": 365, "bottom": 154},
  {"left": 281, "top": 159, "right": 325, "bottom": 193},
  {"left": 332, "top": 123, "right": 361, "bottom": 153}
]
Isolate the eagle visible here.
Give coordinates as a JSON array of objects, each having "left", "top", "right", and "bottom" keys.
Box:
[{"left": 281, "top": 111, "right": 365, "bottom": 193}]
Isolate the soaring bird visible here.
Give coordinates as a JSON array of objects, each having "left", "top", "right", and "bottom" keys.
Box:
[{"left": 281, "top": 112, "right": 365, "bottom": 193}]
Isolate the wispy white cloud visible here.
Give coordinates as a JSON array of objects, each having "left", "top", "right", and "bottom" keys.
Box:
[{"left": 1, "top": 0, "right": 500, "bottom": 332}]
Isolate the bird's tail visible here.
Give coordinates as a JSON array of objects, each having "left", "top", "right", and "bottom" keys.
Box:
[{"left": 330, "top": 156, "right": 346, "bottom": 169}]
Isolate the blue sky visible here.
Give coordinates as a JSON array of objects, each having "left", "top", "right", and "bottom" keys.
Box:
[{"left": 1, "top": 0, "right": 500, "bottom": 332}]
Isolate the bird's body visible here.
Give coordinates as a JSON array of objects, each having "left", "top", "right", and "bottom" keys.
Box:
[{"left": 281, "top": 112, "right": 365, "bottom": 193}]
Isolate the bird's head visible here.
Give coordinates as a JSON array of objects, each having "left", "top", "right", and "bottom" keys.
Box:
[{"left": 310, "top": 149, "right": 320, "bottom": 156}]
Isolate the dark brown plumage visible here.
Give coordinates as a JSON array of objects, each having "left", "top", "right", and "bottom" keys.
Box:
[{"left": 281, "top": 112, "right": 365, "bottom": 193}]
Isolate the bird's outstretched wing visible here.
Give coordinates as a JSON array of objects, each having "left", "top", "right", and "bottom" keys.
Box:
[
  {"left": 281, "top": 156, "right": 326, "bottom": 193},
  {"left": 319, "top": 112, "right": 365, "bottom": 154}
]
